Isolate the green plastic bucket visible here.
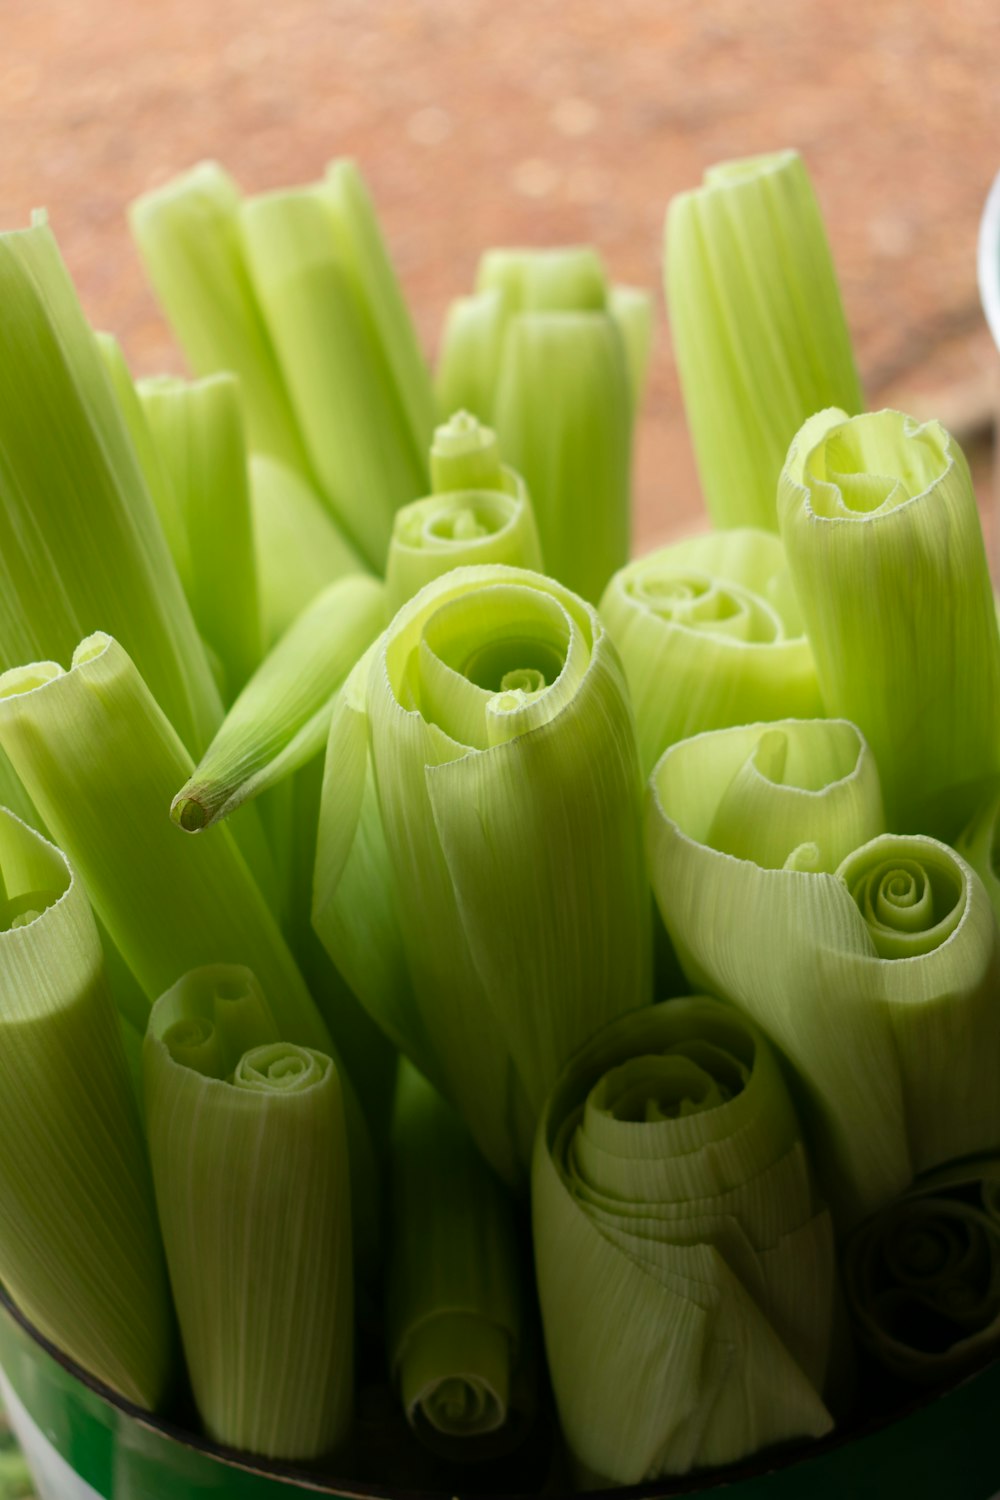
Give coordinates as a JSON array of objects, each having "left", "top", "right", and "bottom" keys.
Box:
[{"left": 2, "top": 1287, "right": 1000, "bottom": 1499}]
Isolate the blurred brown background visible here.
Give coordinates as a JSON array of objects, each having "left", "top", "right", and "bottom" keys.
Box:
[{"left": 3, "top": 0, "right": 1000, "bottom": 548}]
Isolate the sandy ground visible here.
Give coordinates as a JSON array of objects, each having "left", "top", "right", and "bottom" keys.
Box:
[{"left": 3, "top": 0, "right": 1000, "bottom": 546}]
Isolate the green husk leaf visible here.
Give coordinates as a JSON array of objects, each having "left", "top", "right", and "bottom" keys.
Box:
[
  {"left": 249, "top": 454, "right": 370, "bottom": 649},
  {"left": 139, "top": 372, "right": 262, "bottom": 699},
  {"left": 0, "top": 809, "right": 172, "bottom": 1409},
  {"left": 435, "top": 288, "right": 508, "bottom": 423},
  {"left": 387, "top": 1062, "right": 530, "bottom": 1456},
  {"left": 494, "top": 312, "right": 631, "bottom": 602},
  {"left": 96, "top": 331, "right": 192, "bottom": 594},
  {"left": 599, "top": 528, "right": 822, "bottom": 775},
  {"left": 319, "top": 160, "right": 436, "bottom": 462},
  {"left": 386, "top": 413, "right": 543, "bottom": 614},
  {"left": 646, "top": 720, "right": 1000, "bottom": 1225},
  {"left": 129, "top": 161, "right": 313, "bottom": 479},
  {"left": 144, "top": 965, "right": 352, "bottom": 1458},
  {"left": 172, "top": 574, "right": 385, "bottom": 831},
  {"left": 844, "top": 1159, "right": 1000, "bottom": 1384},
  {"left": 0, "top": 219, "right": 221, "bottom": 757},
  {"left": 315, "top": 565, "right": 652, "bottom": 1183},
  {"left": 533, "top": 996, "right": 836, "bottom": 1484},
  {"left": 608, "top": 284, "right": 654, "bottom": 408},
  {"left": 665, "top": 149, "right": 863, "bottom": 531},
  {"left": 0, "top": 632, "right": 379, "bottom": 1255},
  {"left": 239, "top": 186, "right": 426, "bottom": 570},
  {"left": 476, "top": 246, "right": 609, "bottom": 313},
  {"left": 778, "top": 407, "right": 1000, "bottom": 836}
]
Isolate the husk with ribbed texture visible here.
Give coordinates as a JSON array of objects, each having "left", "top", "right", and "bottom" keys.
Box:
[
  {"left": 0, "top": 219, "right": 220, "bottom": 758},
  {"left": 0, "top": 808, "right": 172, "bottom": 1410},
  {"left": 385, "top": 412, "right": 542, "bottom": 614},
  {"left": 0, "top": 632, "right": 378, "bottom": 1256},
  {"left": 240, "top": 184, "right": 427, "bottom": 570},
  {"left": 96, "top": 331, "right": 192, "bottom": 595},
  {"left": 144, "top": 965, "right": 352, "bottom": 1458},
  {"left": 387, "top": 1062, "right": 530, "bottom": 1456},
  {"left": 956, "top": 787, "right": 1000, "bottom": 928},
  {"left": 171, "top": 575, "right": 385, "bottom": 832},
  {"left": 844, "top": 1158, "right": 1000, "bottom": 1384},
  {"left": 646, "top": 719, "right": 1000, "bottom": 1226},
  {"left": 314, "top": 565, "right": 652, "bottom": 1184},
  {"left": 494, "top": 312, "right": 631, "bottom": 602},
  {"left": 665, "top": 149, "right": 862, "bottom": 531},
  {"left": 778, "top": 408, "right": 1000, "bottom": 837},
  {"left": 608, "top": 284, "right": 653, "bottom": 409},
  {"left": 139, "top": 372, "right": 262, "bottom": 700},
  {"left": 533, "top": 997, "right": 836, "bottom": 1485},
  {"left": 599, "top": 528, "right": 821, "bottom": 775},
  {"left": 249, "top": 454, "right": 369, "bottom": 649},
  {"left": 129, "top": 161, "right": 313, "bottom": 480}
]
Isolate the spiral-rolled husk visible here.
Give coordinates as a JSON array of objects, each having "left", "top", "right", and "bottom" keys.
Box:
[{"left": 533, "top": 997, "right": 836, "bottom": 1485}]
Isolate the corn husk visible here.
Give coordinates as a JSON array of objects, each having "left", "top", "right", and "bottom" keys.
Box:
[
  {"left": 249, "top": 454, "right": 369, "bottom": 649},
  {"left": 533, "top": 996, "right": 836, "bottom": 1485},
  {"left": 129, "top": 161, "right": 313, "bottom": 479},
  {"left": 314, "top": 565, "right": 652, "bottom": 1183},
  {"left": 495, "top": 312, "right": 631, "bottom": 602},
  {"left": 138, "top": 372, "right": 262, "bottom": 700},
  {"left": 240, "top": 186, "right": 427, "bottom": 570},
  {"left": 646, "top": 719, "right": 1000, "bottom": 1225},
  {"left": 844, "top": 1159, "right": 1000, "bottom": 1384},
  {"left": 0, "top": 632, "right": 379, "bottom": 1253},
  {"left": 144, "top": 965, "right": 352, "bottom": 1458},
  {"left": 665, "top": 149, "right": 862, "bottom": 531},
  {"left": 385, "top": 413, "right": 542, "bottom": 614},
  {"left": 778, "top": 408, "right": 1000, "bottom": 837},
  {"left": 96, "top": 331, "right": 192, "bottom": 594},
  {"left": 0, "top": 808, "right": 172, "bottom": 1409},
  {"left": 599, "top": 528, "right": 821, "bottom": 775},
  {"left": 172, "top": 576, "right": 385, "bottom": 831},
  {"left": 0, "top": 219, "right": 220, "bottom": 757},
  {"left": 387, "top": 1062, "right": 530, "bottom": 1456}
]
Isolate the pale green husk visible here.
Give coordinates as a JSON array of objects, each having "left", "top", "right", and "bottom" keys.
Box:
[
  {"left": 844, "top": 1158, "right": 1000, "bottom": 1383},
  {"left": 172, "top": 575, "right": 385, "bottom": 831},
  {"left": 0, "top": 219, "right": 221, "bottom": 757},
  {"left": 139, "top": 372, "right": 262, "bottom": 699},
  {"left": 239, "top": 184, "right": 427, "bottom": 569},
  {"left": 314, "top": 564, "right": 652, "bottom": 1183},
  {"left": 599, "top": 528, "right": 821, "bottom": 775},
  {"left": 0, "top": 809, "right": 172, "bottom": 1409},
  {"left": 385, "top": 413, "right": 542, "bottom": 614},
  {"left": 608, "top": 285, "right": 654, "bottom": 409},
  {"left": 387, "top": 1062, "right": 528, "bottom": 1454},
  {"left": 533, "top": 997, "right": 836, "bottom": 1485},
  {"left": 248, "top": 454, "right": 369, "bottom": 648},
  {"left": 129, "top": 161, "right": 313, "bottom": 479},
  {"left": 665, "top": 149, "right": 862, "bottom": 531},
  {"left": 144, "top": 965, "right": 352, "bottom": 1457},
  {"left": 494, "top": 312, "right": 631, "bottom": 603},
  {"left": 646, "top": 719, "right": 1000, "bottom": 1224},
  {"left": 956, "top": 787, "right": 1000, "bottom": 928},
  {"left": 778, "top": 408, "right": 1000, "bottom": 836},
  {"left": 0, "top": 632, "right": 379, "bottom": 1253}
]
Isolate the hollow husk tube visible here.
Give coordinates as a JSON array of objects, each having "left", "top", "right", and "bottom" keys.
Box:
[
  {"left": 0, "top": 809, "right": 172, "bottom": 1409},
  {"left": 599, "top": 528, "right": 821, "bottom": 775},
  {"left": 665, "top": 149, "right": 862, "bottom": 531},
  {"left": 646, "top": 719, "right": 1000, "bottom": 1225},
  {"left": 778, "top": 408, "right": 1000, "bottom": 837},
  {"left": 387, "top": 1062, "right": 531, "bottom": 1457},
  {"left": 533, "top": 996, "right": 837, "bottom": 1485},
  {"left": 314, "top": 565, "right": 652, "bottom": 1184},
  {"left": 385, "top": 412, "right": 542, "bottom": 614},
  {"left": 844, "top": 1158, "right": 1000, "bottom": 1385},
  {"left": 144, "top": 965, "right": 352, "bottom": 1458}
]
